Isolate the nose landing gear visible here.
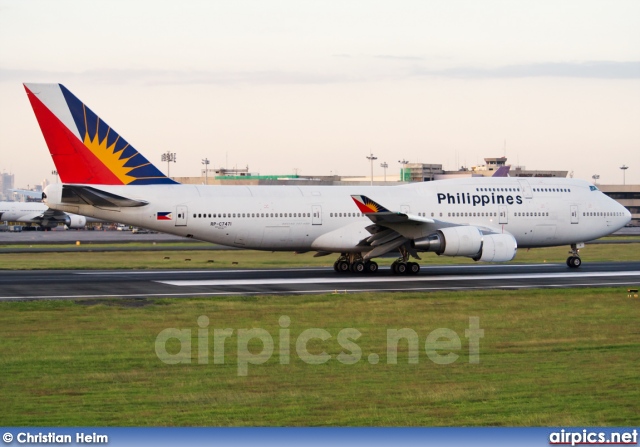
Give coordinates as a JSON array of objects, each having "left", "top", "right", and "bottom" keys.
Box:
[{"left": 566, "top": 243, "right": 582, "bottom": 268}]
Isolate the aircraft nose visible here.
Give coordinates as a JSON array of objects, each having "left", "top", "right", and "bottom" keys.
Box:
[{"left": 616, "top": 202, "right": 632, "bottom": 226}]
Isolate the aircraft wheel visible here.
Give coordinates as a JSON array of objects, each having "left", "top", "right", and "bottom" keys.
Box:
[
  {"left": 567, "top": 256, "right": 582, "bottom": 268},
  {"left": 337, "top": 261, "right": 350, "bottom": 272},
  {"left": 408, "top": 262, "right": 421, "bottom": 275},
  {"left": 351, "top": 261, "right": 366, "bottom": 273},
  {"left": 366, "top": 261, "right": 378, "bottom": 273},
  {"left": 333, "top": 261, "right": 340, "bottom": 272},
  {"left": 394, "top": 262, "right": 408, "bottom": 274}
]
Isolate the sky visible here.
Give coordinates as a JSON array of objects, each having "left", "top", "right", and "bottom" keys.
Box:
[{"left": 1, "top": 0, "right": 639, "bottom": 188}]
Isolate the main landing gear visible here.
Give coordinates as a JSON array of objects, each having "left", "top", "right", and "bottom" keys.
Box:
[
  {"left": 390, "top": 245, "right": 421, "bottom": 275},
  {"left": 390, "top": 260, "right": 421, "bottom": 275},
  {"left": 566, "top": 243, "right": 582, "bottom": 269},
  {"left": 333, "top": 254, "right": 379, "bottom": 274},
  {"left": 333, "top": 248, "right": 421, "bottom": 275}
]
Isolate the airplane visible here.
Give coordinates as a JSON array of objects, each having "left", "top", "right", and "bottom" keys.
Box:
[
  {"left": 23, "top": 83, "right": 631, "bottom": 273},
  {"left": 0, "top": 200, "right": 94, "bottom": 229},
  {"left": 491, "top": 165, "right": 510, "bottom": 177}
]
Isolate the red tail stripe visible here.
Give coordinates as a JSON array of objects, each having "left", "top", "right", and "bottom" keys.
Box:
[{"left": 25, "top": 85, "right": 123, "bottom": 185}]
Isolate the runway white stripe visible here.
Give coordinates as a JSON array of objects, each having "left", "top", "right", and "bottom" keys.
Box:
[
  {"left": 75, "top": 264, "right": 559, "bottom": 276},
  {"left": 156, "top": 270, "right": 640, "bottom": 287}
]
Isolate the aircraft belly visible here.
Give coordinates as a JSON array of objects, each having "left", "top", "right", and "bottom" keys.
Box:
[
  {"left": 530, "top": 224, "right": 557, "bottom": 245},
  {"left": 260, "top": 226, "right": 291, "bottom": 249}
]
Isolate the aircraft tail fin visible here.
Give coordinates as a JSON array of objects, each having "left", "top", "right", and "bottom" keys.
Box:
[
  {"left": 491, "top": 165, "right": 511, "bottom": 177},
  {"left": 24, "top": 83, "right": 177, "bottom": 185}
]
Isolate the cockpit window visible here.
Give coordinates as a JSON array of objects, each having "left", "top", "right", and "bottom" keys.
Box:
[{"left": 590, "top": 185, "right": 598, "bottom": 191}]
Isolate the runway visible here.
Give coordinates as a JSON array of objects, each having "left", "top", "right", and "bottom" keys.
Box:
[{"left": 1, "top": 262, "right": 639, "bottom": 300}]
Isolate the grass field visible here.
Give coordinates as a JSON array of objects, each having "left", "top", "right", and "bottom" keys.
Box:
[
  {"left": 1, "top": 288, "right": 639, "bottom": 426},
  {"left": 0, "top": 241, "right": 638, "bottom": 270}
]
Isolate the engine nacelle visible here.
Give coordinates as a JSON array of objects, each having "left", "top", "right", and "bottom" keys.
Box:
[
  {"left": 475, "top": 233, "right": 517, "bottom": 262},
  {"left": 413, "top": 227, "right": 517, "bottom": 262},
  {"left": 413, "top": 226, "right": 483, "bottom": 257},
  {"left": 64, "top": 214, "right": 87, "bottom": 229}
]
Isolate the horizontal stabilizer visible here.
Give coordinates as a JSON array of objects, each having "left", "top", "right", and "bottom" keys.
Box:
[{"left": 61, "top": 185, "right": 148, "bottom": 208}]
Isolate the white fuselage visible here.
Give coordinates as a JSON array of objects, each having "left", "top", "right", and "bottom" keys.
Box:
[
  {"left": 43, "top": 177, "right": 630, "bottom": 253},
  {"left": 0, "top": 201, "right": 99, "bottom": 228},
  {"left": 0, "top": 201, "right": 48, "bottom": 223}
]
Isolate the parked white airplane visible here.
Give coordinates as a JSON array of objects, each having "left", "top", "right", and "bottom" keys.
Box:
[
  {"left": 24, "top": 83, "right": 631, "bottom": 273},
  {"left": 0, "top": 200, "right": 92, "bottom": 229}
]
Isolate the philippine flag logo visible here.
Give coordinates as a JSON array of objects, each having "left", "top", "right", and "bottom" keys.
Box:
[{"left": 157, "top": 212, "right": 172, "bottom": 221}]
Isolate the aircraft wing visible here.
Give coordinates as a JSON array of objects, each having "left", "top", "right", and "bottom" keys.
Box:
[
  {"left": 10, "top": 211, "right": 48, "bottom": 224},
  {"left": 351, "top": 195, "right": 503, "bottom": 260},
  {"left": 41, "top": 207, "right": 72, "bottom": 222}
]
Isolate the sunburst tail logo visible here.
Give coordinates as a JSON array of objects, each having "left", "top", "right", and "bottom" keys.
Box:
[{"left": 59, "top": 85, "right": 177, "bottom": 185}]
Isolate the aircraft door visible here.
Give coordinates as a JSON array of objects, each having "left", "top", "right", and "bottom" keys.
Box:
[
  {"left": 518, "top": 180, "right": 533, "bottom": 199},
  {"left": 176, "top": 205, "right": 188, "bottom": 226},
  {"left": 401, "top": 205, "right": 411, "bottom": 214},
  {"left": 499, "top": 206, "right": 508, "bottom": 224},
  {"left": 312, "top": 205, "right": 322, "bottom": 225},
  {"left": 570, "top": 205, "right": 579, "bottom": 224}
]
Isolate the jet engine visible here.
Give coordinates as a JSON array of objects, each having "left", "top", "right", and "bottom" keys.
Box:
[
  {"left": 475, "top": 233, "right": 517, "bottom": 262},
  {"left": 413, "top": 226, "right": 517, "bottom": 262},
  {"left": 64, "top": 214, "right": 87, "bottom": 229}
]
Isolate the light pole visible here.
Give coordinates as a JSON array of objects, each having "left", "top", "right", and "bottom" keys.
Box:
[
  {"left": 380, "top": 162, "right": 388, "bottom": 182},
  {"left": 620, "top": 165, "right": 628, "bottom": 185},
  {"left": 591, "top": 174, "right": 599, "bottom": 185},
  {"left": 366, "top": 152, "right": 377, "bottom": 186},
  {"left": 161, "top": 151, "right": 177, "bottom": 177},
  {"left": 202, "top": 158, "right": 210, "bottom": 185}
]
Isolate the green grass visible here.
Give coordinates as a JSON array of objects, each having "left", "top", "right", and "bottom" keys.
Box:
[
  {"left": 1, "top": 288, "right": 639, "bottom": 426},
  {"left": 0, "top": 242, "right": 638, "bottom": 270}
]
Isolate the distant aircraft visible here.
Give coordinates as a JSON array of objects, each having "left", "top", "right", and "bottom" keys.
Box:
[
  {"left": 24, "top": 83, "right": 631, "bottom": 272},
  {"left": 0, "top": 201, "right": 92, "bottom": 229},
  {"left": 491, "top": 165, "right": 510, "bottom": 177}
]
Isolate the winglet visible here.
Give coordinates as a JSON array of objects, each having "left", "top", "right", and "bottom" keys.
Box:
[{"left": 351, "top": 195, "right": 391, "bottom": 214}]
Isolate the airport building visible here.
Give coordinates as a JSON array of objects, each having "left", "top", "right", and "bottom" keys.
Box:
[
  {"left": 399, "top": 157, "right": 568, "bottom": 181},
  {"left": 0, "top": 172, "right": 15, "bottom": 201},
  {"left": 177, "top": 156, "right": 568, "bottom": 185},
  {"left": 599, "top": 185, "right": 640, "bottom": 227}
]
